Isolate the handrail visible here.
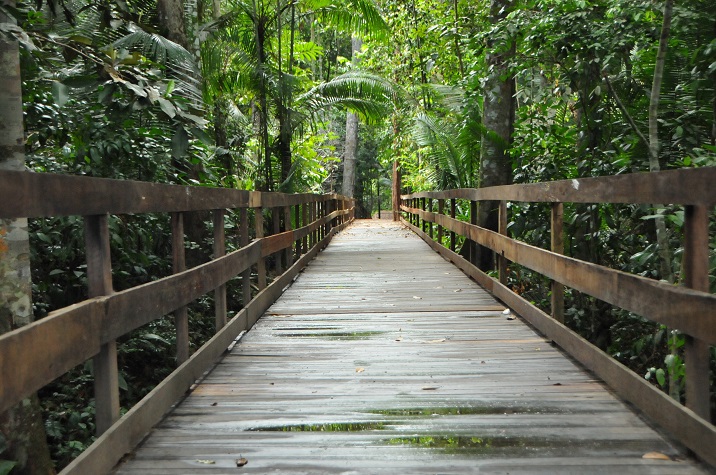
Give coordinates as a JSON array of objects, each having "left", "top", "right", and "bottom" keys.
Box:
[
  {"left": 0, "top": 170, "right": 354, "bottom": 474},
  {"left": 395, "top": 166, "right": 715, "bottom": 468}
]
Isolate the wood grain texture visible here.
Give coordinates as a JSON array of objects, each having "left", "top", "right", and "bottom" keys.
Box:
[
  {"left": 114, "top": 220, "right": 708, "bottom": 474},
  {"left": 403, "top": 205, "right": 716, "bottom": 343},
  {"left": 402, "top": 167, "right": 716, "bottom": 205}
]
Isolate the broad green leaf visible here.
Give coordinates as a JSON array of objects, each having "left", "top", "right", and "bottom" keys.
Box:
[
  {"left": 655, "top": 368, "right": 666, "bottom": 387},
  {"left": 158, "top": 98, "right": 176, "bottom": 118}
]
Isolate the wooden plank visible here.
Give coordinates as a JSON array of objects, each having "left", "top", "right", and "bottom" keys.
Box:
[
  {"left": 550, "top": 203, "right": 565, "bottom": 323},
  {"left": 84, "top": 214, "right": 119, "bottom": 435},
  {"left": 114, "top": 220, "right": 708, "bottom": 474},
  {"left": 213, "top": 209, "right": 227, "bottom": 331},
  {"left": 402, "top": 167, "right": 716, "bottom": 205},
  {"left": 404, "top": 218, "right": 716, "bottom": 469},
  {"left": 239, "top": 208, "right": 251, "bottom": 306},
  {"left": 683, "top": 204, "right": 711, "bottom": 420},
  {"left": 256, "top": 209, "right": 266, "bottom": 290},
  {"left": 0, "top": 300, "right": 102, "bottom": 415},
  {"left": 0, "top": 170, "right": 250, "bottom": 218},
  {"left": 171, "top": 213, "right": 189, "bottom": 364},
  {"left": 103, "top": 241, "right": 262, "bottom": 342},
  {"left": 403, "top": 205, "right": 716, "bottom": 343}
]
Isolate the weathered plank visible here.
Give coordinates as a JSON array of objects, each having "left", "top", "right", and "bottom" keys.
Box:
[{"left": 114, "top": 220, "right": 709, "bottom": 474}]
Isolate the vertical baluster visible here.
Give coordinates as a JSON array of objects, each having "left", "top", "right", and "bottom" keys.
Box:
[
  {"left": 421, "top": 198, "right": 427, "bottom": 232},
  {"left": 469, "top": 200, "right": 478, "bottom": 266},
  {"left": 450, "top": 198, "right": 456, "bottom": 252},
  {"left": 272, "top": 206, "right": 282, "bottom": 274},
  {"left": 683, "top": 204, "right": 710, "bottom": 420},
  {"left": 256, "top": 206, "right": 266, "bottom": 290},
  {"left": 171, "top": 213, "right": 189, "bottom": 365},
  {"left": 213, "top": 209, "right": 227, "bottom": 330},
  {"left": 85, "top": 214, "right": 119, "bottom": 435},
  {"left": 293, "top": 204, "right": 301, "bottom": 259},
  {"left": 239, "top": 207, "right": 251, "bottom": 306},
  {"left": 498, "top": 201, "right": 509, "bottom": 286},
  {"left": 550, "top": 203, "right": 565, "bottom": 323},
  {"left": 428, "top": 198, "right": 433, "bottom": 239},
  {"left": 302, "top": 202, "right": 309, "bottom": 252},
  {"left": 437, "top": 199, "right": 444, "bottom": 246},
  {"left": 285, "top": 205, "right": 294, "bottom": 267}
]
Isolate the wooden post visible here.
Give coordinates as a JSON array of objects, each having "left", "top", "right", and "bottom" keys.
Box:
[
  {"left": 256, "top": 207, "right": 266, "bottom": 290},
  {"left": 302, "top": 202, "right": 308, "bottom": 253},
  {"left": 428, "top": 198, "right": 433, "bottom": 239},
  {"left": 171, "top": 213, "right": 189, "bottom": 365},
  {"left": 450, "top": 198, "right": 456, "bottom": 252},
  {"left": 550, "top": 203, "right": 565, "bottom": 323},
  {"left": 421, "top": 198, "right": 427, "bottom": 232},
  {"left": 272, "top": 207, "right": 282, "bottom": 274},
  {"left": 213, "top": 209, "right": 227, "bottom": 331},
  {"left": 437, "top": 199, "right": 444, "bottom": 245},
  {"left": 469, "top": 200, "right": 478, "bottom": 266},
  {"left": 84, "top": 214, "right": 119, "bottom": 435},
  {"left": 285, "top": 205, "right": 294, "bottom": 267},
  {"left": 294, "top": 204, "right": 301, "bottom": 258},
  {"left": 239, "top": 207, "right": 251, "bottom": 306},
  {"left": 498, "top": 201, "right": 508, "bottom": 286},
  {"left": 392, "top": 160, "right": 400, "bottom": 222},
  {"left": 683, "top": 204, "right": 710, "bottom": 420}
]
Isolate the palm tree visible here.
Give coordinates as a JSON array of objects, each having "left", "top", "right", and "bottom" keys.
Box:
[{"left": 201, "top": 0, "right": 392, "bottom": 191}]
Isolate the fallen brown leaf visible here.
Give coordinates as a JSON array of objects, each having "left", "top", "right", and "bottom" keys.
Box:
[
  {"left": 422, "top": 386, "right": 439, "bottom": 390},
  {"left": 642, "top": 452, "right": 671, "bottom": 460},
  {"left": 236, "top": 457, "right": 249, "bottom": 467},
  {"left": 356, "top": 367, "right": 365, "bottom": 373}
]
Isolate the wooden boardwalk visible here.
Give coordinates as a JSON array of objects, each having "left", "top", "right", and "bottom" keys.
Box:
[{"left": 115, "top": 220, "right": 708, "bottom": 474}]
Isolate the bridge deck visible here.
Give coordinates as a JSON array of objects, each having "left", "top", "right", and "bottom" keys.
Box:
[{"left": 115, "top": 220, "right": 707, "bottom": 474}]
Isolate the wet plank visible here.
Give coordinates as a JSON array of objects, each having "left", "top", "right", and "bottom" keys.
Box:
[{"left": 114, "top": 220, "right": 709, "bottom": 474}]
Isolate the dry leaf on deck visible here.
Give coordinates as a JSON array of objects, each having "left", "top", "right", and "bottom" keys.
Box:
[
  {"left": 356, "top": 367, "right": 365, "bottom": 373},
  {"left": 642, "top": 452, "right": 671, "bottom": 460},
  {"left": 236, "top": 457, "right": 248, "bottom": 467}
]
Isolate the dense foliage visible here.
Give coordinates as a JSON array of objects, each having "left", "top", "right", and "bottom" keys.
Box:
[{"left": 1, "top": 0, "right": 714, "bottom": 471}]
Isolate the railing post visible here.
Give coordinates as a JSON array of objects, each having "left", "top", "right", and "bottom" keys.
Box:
[
  {"left": 256, "top": 205, "right": 266, "bottom": 290},
  {"left": 171, "top": 213, "right": 189, "bottom": 365},
  {"left": 683, "top": 204, "right": 710, "bottom": 420},
  {"left": 293, "top": 204, "right": 301, "bottom": 258},
  {"left": 450, "top": 198, "right": 456, "bottom": 252},
  {"left": 437, "top": 199, "right": 444, "bottom": 246},
  {"left": 550, "top": 203, "right": 565, "bottom": 323},
  {"left": 392, "top": 160, "right": 400, "bottom": 222},
  {"left": 498, "top": 201, "right": 508, "bottom": 286},
  {"left": 239, "top": 207, "right": 251, "bottom": 306},
  {"left": 428, "top": 198, "right": 433, "bottom": 239},
  {"left": 272, "top": 206, "right": 282, "bottom": 274},
  {"left": 302, "top": 202, "right": 309, "bottom": 250},
  {"left": 84, "top": 214, "right": 119, "bottom": 435},
  {"left": 284, "top": 205, "right": 294, "bottom": 267},
  {"left": 469, "top": 200, "right": 478, "bottom": 266},
  {"left": 213, "top": 209, "right": 227, "bottom": 331}
]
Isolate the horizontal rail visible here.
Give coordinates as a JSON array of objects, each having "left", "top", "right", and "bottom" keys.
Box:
[
  {"left": 403, "top": 205, "right": 716, "bottom": 344},
  {"left": 0, "top": 170, "right": 342, "bottom": 218},
  {"left": 402, "top": 167, "right": 716, "bottom": 205}
]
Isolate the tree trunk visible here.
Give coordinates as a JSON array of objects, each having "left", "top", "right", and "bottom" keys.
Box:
[
  {"left": 157, "top": 0, "right": 189, "bottom": 47},
  {"left": 342, "top": 37, "right": 362, "bottom": 198},
  {"left": 477, "top": 0, "right": 515, "bottom": 271},
  {"left": 0, "top": 3, "right": 56, "bottom": 472},
  {"left": 648, "top": 0, "right": 675, "bottom": 286}
]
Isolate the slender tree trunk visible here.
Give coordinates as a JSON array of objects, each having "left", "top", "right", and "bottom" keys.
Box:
[
  {"left": 477, "top": 0, "right": 515, "bottom": 271},
  {"left": 157, "top": 0, "right": 189, "bottom": 48},
  {"left": 342, "top": 37, "right": 362, "bottom": 198},
  {"left": 0, "top": 3, "right": 55, "bottom": 472},
  {"left": 648, "top": 0, "right": 675, "bottom": 286},
  {"left": 453, "top": 0, "right": 465, "bottom": 77}
]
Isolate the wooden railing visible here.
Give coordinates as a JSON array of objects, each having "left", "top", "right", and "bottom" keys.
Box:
[
  {"left": 0, "top": 170, "right": 354, "bottom": 474},
  {"left": 396, "top": 166, "right": 716, "bottom": 467}
]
